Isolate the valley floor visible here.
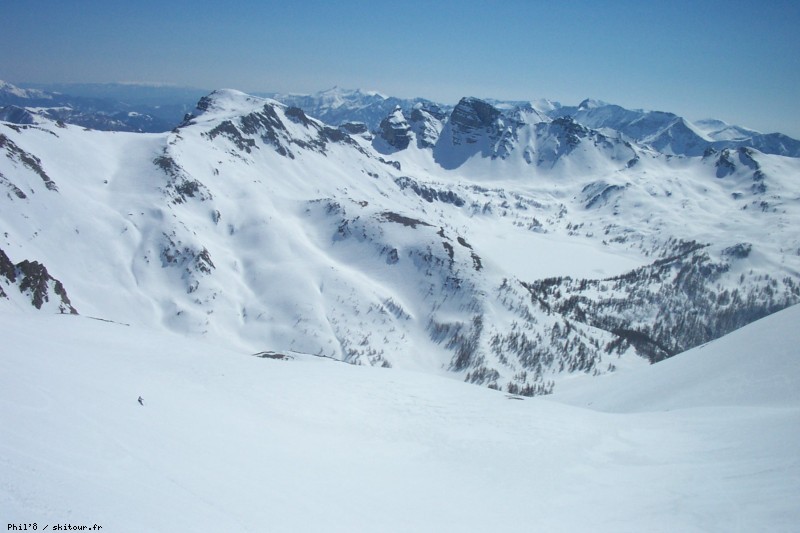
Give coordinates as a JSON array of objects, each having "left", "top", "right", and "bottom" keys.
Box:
[{"left": 2, "top": 307, "right": 799, "bottom": 532}]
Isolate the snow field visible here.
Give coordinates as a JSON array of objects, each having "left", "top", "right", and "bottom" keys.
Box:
[{"left": 2, "top": 306, "right": 799, "bottom": 531}]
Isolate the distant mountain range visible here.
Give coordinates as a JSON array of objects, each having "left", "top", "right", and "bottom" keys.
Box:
[
  {"left": 0, "top": 80, "right": 206, "bottom": 132},
  {"left": 4, "top": 81, "right": 799, "bottom": 158},
  {"left": 262, "top": 87, "right": 800, "bottom": 158}
]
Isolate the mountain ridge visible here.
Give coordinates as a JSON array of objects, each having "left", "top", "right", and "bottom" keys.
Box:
[
  {"left": 262, "top": 86, "right": 800, "bottom": 158},
  {"left": 6, "top": 80, "right": 800, "bottom": 157},
  {"left": 0, "top": 80, "right": 203, "bottom": 132}
]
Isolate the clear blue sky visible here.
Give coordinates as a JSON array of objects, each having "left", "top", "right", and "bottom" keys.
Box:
[{"left": 3, "top": 0, "right": 799, "bottom": 136}]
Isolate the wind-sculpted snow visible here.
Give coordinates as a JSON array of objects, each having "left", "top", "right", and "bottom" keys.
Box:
[{"left": 1, "top": 88, "right": 799, "bottom": 396}]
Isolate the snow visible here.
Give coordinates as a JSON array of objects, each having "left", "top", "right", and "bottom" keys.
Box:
[
  {"left": 191, "top": 89, "right": 276, "bottom": 122},
  {"left": 466, "top": 218, "right": 645, "bottom": 280},
  {"left": 694, "top": 118, "right": 760, "bottom": 141},
  {"left": 2, "top": 305, "right": 799, "bottom": 531},
  {"left": 2, "top": 85, "right": 800, "bottom": 530},
  {"left": 552, "top": 303, "right": 800, "bottom": 411},
  {"left": 0, "top": 80, "right": 52, "bottom": 100},
  {"left": 2, "top": 87, "right": 799, "bottom": 395}
]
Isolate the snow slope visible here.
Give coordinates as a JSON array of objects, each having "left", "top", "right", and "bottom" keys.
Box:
[
  {"left": 2, "top": 305, "right": 799, "bottom": 531},
  {"left": 553, "top": 302, "right": 800, "bottom": 411}
]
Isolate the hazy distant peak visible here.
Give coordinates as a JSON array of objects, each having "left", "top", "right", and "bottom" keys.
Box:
[
  {"left": 315, "top": 86, "right": 388, "bottom": 106},
  {"left": 694, "top": 118, "right": 761, "bottom": 141},
  {"left": 320, "top": 85, "right": 387, "bottom": 97},
  {"left": 577, "top": 98, "right": 608, "bottom": 110},
  {"left": 0, "top": 80, "right": 51, "bottom": 100}
]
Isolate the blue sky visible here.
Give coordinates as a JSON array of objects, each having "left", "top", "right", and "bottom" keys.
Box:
[{"left": 3, "top": 0, "right": 799, "bottom": 136}]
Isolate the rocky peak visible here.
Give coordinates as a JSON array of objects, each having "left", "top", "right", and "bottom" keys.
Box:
[
  {"left": 185, "top": 89, "right": 272, "bottom": 126},
  {"left": 408, "top": 103, "right": 447, "bottom": 148},
  {"left": 445, "top": 97, "right": 503, "bottom": 148},
  {"left": 540, "top": 116, "right": 591, "bottom": 148},
  {"left": 378, "top": 106, "right": 412, "bottom": 150},
  {"left": 450, "top": 97, "right": 501, "bottom": 132}
]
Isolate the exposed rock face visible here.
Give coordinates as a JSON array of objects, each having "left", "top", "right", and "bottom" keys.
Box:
[
  {"left": 532, "top": 116, "right": 592, "bottom": 161},
  {"left": 0, "top": 133, "right": 58, "bottom": 191},
  {"left": 448, "top": 97, "right": 502, "bottom": 145},
  {"left": 0, "top": 247, "right": 77, "bottom": 314},
  {"left": 427, "top": 97, "right": 508, "bottom": 168},
  {"left": 408, "top": 103, "right": 446, "bottom": 148},
  {"left": 0, "top": 105, "right": 36, "bottom": 125},
  {"left": 188, "top": 92, "right": 368, "bottom": 162},
  {"left": 711, "top": 147, "right": 768, "bottom": 189},
  {"left": 715, "top": 149, "right": 737, "bottom": 178},
  {"left": 0, "top": 247, "right": 15, "bottom": 282},
  {"left": 339, "top": 121, "right": 368, "bottom": 135},
  {"left": 378, "top": 107, "right": 412, "bottom": 150}
]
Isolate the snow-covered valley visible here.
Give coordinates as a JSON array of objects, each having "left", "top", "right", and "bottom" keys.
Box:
[
  {"left": 2, "top": 304, "right": 798, "bottom": 531},
  {"left": 2, "top": 85, "right": 799, "bottom": 394}
]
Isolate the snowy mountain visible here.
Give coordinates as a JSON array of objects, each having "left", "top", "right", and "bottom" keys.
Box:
[
  {"left": 694, "top": 118, "right": 760, "bottom": 141},
  {"left": 0, "top": 80, "right": 201, "bottom": 132},
  {"left": 550, "top": 99, "right": 800, "bottom": 157},
  {"left": 1, "top": 87, "right": 799, "bottom": 397},
  {"left": 259, "top": 86, "right": 446, "bottom": 133},
  {"left": 2, "top": 299, "right": 798, "bottom": 531},
  {"left": 8, "top": 79, "right": 798, "bottom": 158},
  {"left": 265, "top": 87, "right": 800, "bottom": 158}
]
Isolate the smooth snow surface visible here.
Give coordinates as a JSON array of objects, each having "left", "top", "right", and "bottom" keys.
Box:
[
  {"left": 553, "top": 303, "right": 800, "bottom": 411},
  {"left": 3, "top": 305, "right": 799, "bottom": 532},
  {"left": 467, "top": 219, "right": 644, "bottom": 279}
]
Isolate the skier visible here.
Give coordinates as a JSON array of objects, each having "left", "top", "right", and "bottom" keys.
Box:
[{"left": 138, "top": 396, "right": 144, "bottom": 406}]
